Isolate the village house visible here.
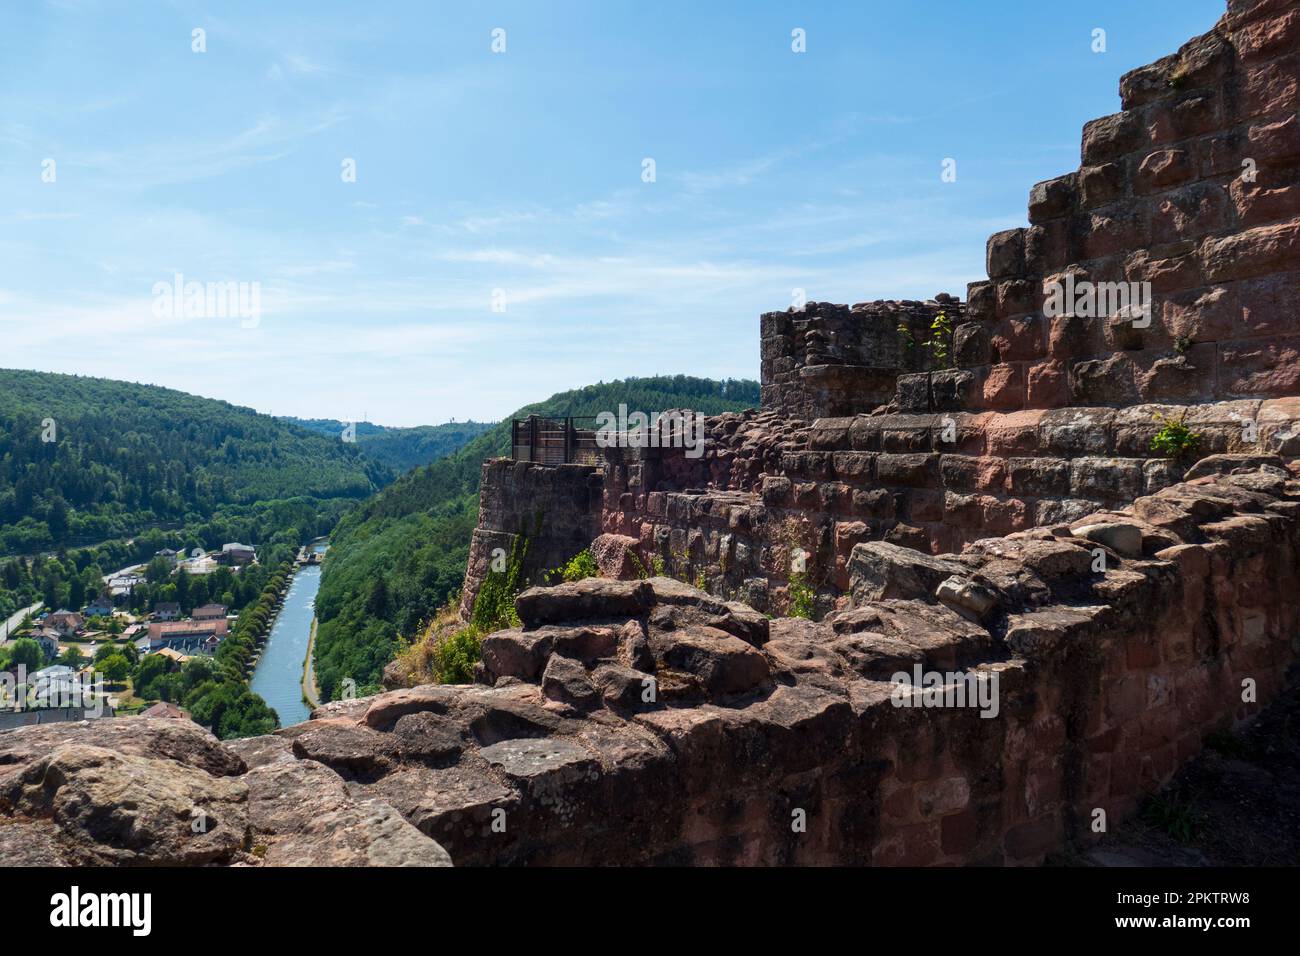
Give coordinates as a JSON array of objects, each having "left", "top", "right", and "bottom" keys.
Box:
[
  {"left": 152, "top": 602, "right": 180, "bottom": 621},
  {"left": 155, "top": 646, "right": 190, "bottom": 668},
  {"left": 140, "top": 700, "right": 190, "bottom": 720},
  {"left": 220, "top": 543, "right": 256, "bottom": 566},
  {"left": 30, "top": 627, "right": 60, "bottom": 661},
  {"left": 154, "top": 548, "right": 179, "bottom": 565},
  {"left": 44, "top": 610, "right": 84, "bottom": 637},
  {"left": 192, "top": 603, "right": 228, "bottom": 621},
  {"left": 139, "top": 618, "right": 228, "bottom": 655},
  {"left": 82, "top": 595, "right": 114, "bottom": 618}
]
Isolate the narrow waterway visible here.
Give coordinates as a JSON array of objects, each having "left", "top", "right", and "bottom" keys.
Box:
[{"left": 249, "top": 563, "right": 321, "bottom": 728}]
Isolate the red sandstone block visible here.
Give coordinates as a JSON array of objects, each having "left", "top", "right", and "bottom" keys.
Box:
[
  {"left": 943, "top": 491, "right": 985, "bottom": 527},
  {"left": 876, "top": 452, "right": 940, "bottom": 488},
  {"left": 1025, "top": 221, "right": 1071, "bottom": 275},
  {"left": 985, "top": 410, "right": 1048, "bottom": 455},
  {"left": 1241, "top": 53, "right": 1300, "bottom": 118},
  {"left": 917, "top": 776, "right": 971, "bottom": 817},
  {"left": 1197, "top": 131, "right": 1242, "bottom": 180},
  {"left": 1120, "top": 53, "right": 1181, "bottom": 109},
  {"left": 1159, "top": 284, "right": 1238, "bottom": 342},
  {"left": 1125, "top": 246, "right": 1203, "bottom": 293},
  {"left": 1247, "top": 112, "right": 1300, "bottom": 164},
  {"left": 1082, "top": 111, "right": 1144, "bottom": 166},
  {"left": 1232, "top": 6, "right": 1300, "bottom": 61},
  {"left": 991, "top": 315, "right": 1045, "bottom": 362},
  {"left": 996, "top": 279, "right": 1037, "bottom": 318},
  {"left": 1138, "top": 344, "right": 1218, "bottom": 403},
  {"left": 1006, "top": 456, "right": 1070, "bottom": 497},
  {"left": 982, "top": 363, "right": 1024, "bottom": 410},
  {"left": 940, "top": 455, "right": 1008, "bottom": 494},
  {"left": 1079, "top": 163, "right": 1126, "bottom": 209},
  {"left": 904, "top": 488, "right": 945, "bottom": 523},
  {"left": 1202, "top": 218, "right": 1300, "bottom": 282},
  {"left": 1079, "top": 205, "right": 1151, "bottom": 260},
  {"left": 987, "top": 229, "right": 1026, "bottom": 278},
  {"left": 1070, "top": 354, "right": 1140, "bottom": 406},
  {"left": 966, "top": 281, "right": 996, "bottom": 322},
  {"left": 1218, "top": 335, "right": 1300, "bottom": 397},
  {"left": 1232, "top": 179, "right": 1300, "bottom": 228},
  {"left": 1146, "top": 91, "right": 1222, "bottom": 146},
  {"left": 881, "top": 424, "right": 935, "bottom": 453},
  {"left": 954, "top": 321, "right": 993, "bottom": 368},
  {"left": 1136, "top": 148, "right": 1196, "bottom": 192},
  {"left": 1150, "top": 183, "right": 1232, "bottom": 244},
  {"left": 1029, "top": 174, "right": 1077, "bottom": 222},
  {"left": 982, "top": 496, "right": 1031, "bottom": 535},
  {"left": 1026, "top": 360, "right": 1071, "bottom": 408}
]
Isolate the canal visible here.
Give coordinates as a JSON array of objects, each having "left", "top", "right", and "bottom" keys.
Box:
[{"left": 249, "top": 563, "right": 321, "bottom": 728}]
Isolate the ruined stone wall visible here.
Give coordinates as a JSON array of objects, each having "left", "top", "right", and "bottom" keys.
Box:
[
  {"left": 592, "top": 0, "right": 1300, "bottom": 602},
  {"left": 910, "top": 0, "right": 1300, "bottom": 415},
  {"left": 5, "top": 462, "right": 1295, "bottom": 867},
  {"left": 444, "top": 463, "right": 1300, "bottom": 865},
  {"left": 459, "top": 459, "right": 603, "bottom": 619},
  {"left": 760, "top": 297, "right": 962, "bottom": 420}
]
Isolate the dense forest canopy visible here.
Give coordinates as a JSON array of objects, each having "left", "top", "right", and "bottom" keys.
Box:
[
  {"left": 278, "top": 417, "right": 496, "bottom": 474},
  {"left": 0, "top": 368, "right": 388, "bottom": 556},
  {"left": 313, "top": 375, "right": 759, "bottom": 699}
]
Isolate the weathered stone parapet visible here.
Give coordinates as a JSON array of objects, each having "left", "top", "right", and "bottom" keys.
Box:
[
  {"left": 459, "top": 458, "right": 604, "bottom": 619},
  {"left": 761, "top": 297, "right": 963, "bottom": 420},
  {"left": 4, "top": 462, "right": 1296, "bottom": 867},
  {"left": 945, "top": 0, "right": 1300, "bottom": 413}
]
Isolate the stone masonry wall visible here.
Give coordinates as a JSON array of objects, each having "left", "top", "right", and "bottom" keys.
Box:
[
  {"left": 459, "top": 459, "right": 603, "bottom": 619},
  {"left": 917, "top": 0, "right": 1300, "bottom": 415},
  {"left": 4, "top": 461, "right": 1294, "bottom": 867},
  {"left": 761, "top": 297, "right": 962, "bottom": 420}
]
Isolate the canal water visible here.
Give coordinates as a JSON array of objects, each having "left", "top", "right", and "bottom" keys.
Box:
[{"left": 249, "top": 563, "right": 321, "bottom": 728}]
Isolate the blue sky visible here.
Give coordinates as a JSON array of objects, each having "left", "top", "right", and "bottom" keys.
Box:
[{"left": 1, "top": 0, "right": 1226, "bottom": 426}]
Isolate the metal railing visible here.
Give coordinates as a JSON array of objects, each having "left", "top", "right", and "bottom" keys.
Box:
[{"left": 511, "top": 415, "right": 602, "bottom": 465}]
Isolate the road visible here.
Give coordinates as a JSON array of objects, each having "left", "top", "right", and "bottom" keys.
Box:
[{"left": 0, "top": 602, "right": 43, "bottom": 641}]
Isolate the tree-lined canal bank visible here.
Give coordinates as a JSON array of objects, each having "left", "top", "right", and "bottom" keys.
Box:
[{"left": 249, "top": 563, "right": 322, "bottom": 728}]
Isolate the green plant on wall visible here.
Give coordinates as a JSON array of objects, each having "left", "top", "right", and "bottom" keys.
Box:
[
  {"left": 471, "top": 535, "right": 526, "bottom": 633},
  {"left": 897, "top": 321, "right": 916, "bottom": 354},
  {"left": 431, "top": 626, "right": 481, "bottom": 684},
  {"left": 928, "top": 311, "right": 954, "bottom": 368},
  {"left": 787, "top": 571, "right": 816, "bottom": 620},
  {"left": 1150, "top": 409, "right": 1202, "bottom": 463},
  {"left": 548, "top": 548, "right": 598, "bottom": 584}
]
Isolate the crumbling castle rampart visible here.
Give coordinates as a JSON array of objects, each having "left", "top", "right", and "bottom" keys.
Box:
[{"left": 3, "top": 0, "right": 1298, "bottom": 869}]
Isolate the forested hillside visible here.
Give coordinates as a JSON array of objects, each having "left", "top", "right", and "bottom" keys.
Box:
[
  {"left": 0, "top": 369, "right": 387, "bottom": 556},
  {"left": 279, "top": 417, "right": 495, "bottom": 473},
  {"left": 313, "top": 375, "right": 759, "bottom": 698}
]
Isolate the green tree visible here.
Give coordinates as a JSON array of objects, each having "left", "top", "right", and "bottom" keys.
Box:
[
  {"left": 8, "top": 638, "right": 44, "bottom": 671},
  {"left": 97, "top": 653, "right": 130, "bottom": 683}
]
